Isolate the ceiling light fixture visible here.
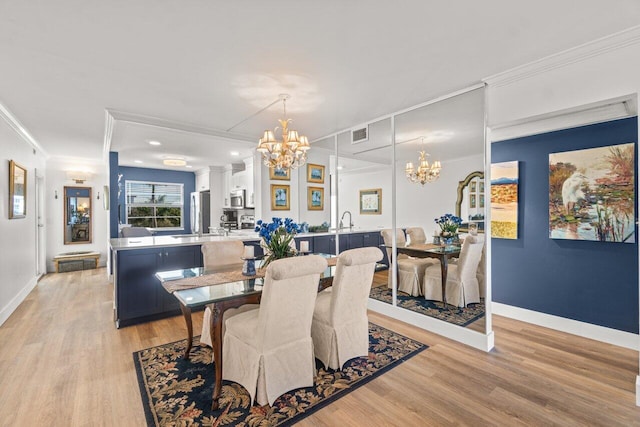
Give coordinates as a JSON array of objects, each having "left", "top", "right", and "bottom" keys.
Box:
[
  {"left": 163, "top": 158, "right": 187, "bottom": 167},
  {"left": 405, "top": 137, "right": 442, "bottom": 185},
  {"left": 134, "top": 160, "right": 143, "bottom": 164},
  {"left": 256, "top": 94, "right": 310, "bottom": 171},
  {"left": 230, "top": 151, "right": 240, "bottom": 156},
  {"left": 149, "top": 140, "right": 161, "bottom": 146}
]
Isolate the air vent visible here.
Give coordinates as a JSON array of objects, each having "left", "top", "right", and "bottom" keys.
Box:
[{"left": 351, "top": 126, "right": 368, "bottom": 144}]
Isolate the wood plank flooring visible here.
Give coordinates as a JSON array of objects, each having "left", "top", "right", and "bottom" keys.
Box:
[{"left": 0, "top": 268, "right": 638, "bottom": 426}]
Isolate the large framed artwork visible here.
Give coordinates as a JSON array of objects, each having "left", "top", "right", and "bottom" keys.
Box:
[
  {"left": 269, "top": 167, "right": 290, "bottom": 181},
  {"left": 9, "top": 160, "right": 27, "bottom": 219},
  {"left": 490, "top": 161, "right": 519, "bottom": 239},
  {"left": 359, "top": 188, "right": 382, "bottom": 215},
  {"left": 307, "top": 164, "right": 325, "bottom": 183},
  {"left": 307, "top": 186, "right": 324, "bottom": 210},
  {"left": 549, "top": 142, "right": 635, "bottom": 243},
  {"left": 271, "top": 184, "right": 290, "bottom": 210}
]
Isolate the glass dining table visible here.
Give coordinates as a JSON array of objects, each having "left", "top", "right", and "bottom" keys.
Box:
[
  {"left": 155, "top": 254, "right": 337, "bottom": 409},
  {"left": 388, "top": 243, "right": 461, "bottom": 306}
]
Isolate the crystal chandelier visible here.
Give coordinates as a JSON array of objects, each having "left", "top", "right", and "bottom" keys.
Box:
[
  {"left": 256, "top": 94, "right": 310, "bottom": 171},
  {"left": 405, "top": 138, "right": 442, "bottom": 185}
]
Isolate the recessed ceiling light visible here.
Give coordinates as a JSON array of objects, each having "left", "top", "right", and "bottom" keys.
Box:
[
  {"left": 337, "top": 165, "right": 343, "bottom": 170},
  {"left": 134, "top": 160, "right": 143, "bottom": 164},
  {"left": 163, "top": 158, "right": 187, "bottom": 166},
  {"left": 149, "top": 140, "right": 161, "bottom": 146},
  {"left": 230, "top": 151, "right": 240, "bottom": 156},
  {"left": 185, "top": 165, "right": 193, "bottom": 168}
]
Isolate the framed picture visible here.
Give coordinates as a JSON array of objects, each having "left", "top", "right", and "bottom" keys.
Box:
[
  {"left": 359, "top": 188, "right": 382, "bottom": 215},
  {"left": 307, "top": 186, "right": 324, "bottom": 210},
  {"left": 271, "top": 184, "right": 290, "bottom": 210},
  {"left": 9, "top": 160, "right": 27, "bottom": 219},
  {"left": 491, "top": 161, "right": 518, "bottom": 239},
  {"left": 307, "top": 163, "right": 325, "bottom": 183},
  {"left": 470, "top": 181, "right": 477, "bottom": 193},
  {"left": 479, "top": 181, "right": 485, "bottom": 193},
  {"left": 469, "top": 193, "right": 477, "bottom": 208},
  {"left": 479, "top": 194, "right": 485, "bottom": 208},
  {"left": 269, "top": 167, "right": 290, "bottom": 181}
]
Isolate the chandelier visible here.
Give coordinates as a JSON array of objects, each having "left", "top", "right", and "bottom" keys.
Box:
[
  {"left": 256, "top": 94, "right": 310, "bottom": 171},
  {"left": 405, "top": 138, "right": 442, "bottom": 185}
]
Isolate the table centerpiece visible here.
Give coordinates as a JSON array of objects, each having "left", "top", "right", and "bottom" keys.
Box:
[
  {"left": 255, "top": 217, "right": 301, "bottom": 267},
  {"left": 435, "top": 213, "right": 462, "bottom": 245}
]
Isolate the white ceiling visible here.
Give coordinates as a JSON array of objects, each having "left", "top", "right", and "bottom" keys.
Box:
[{"left": 1, "top": 1, "right": 639, "bottom": 171}]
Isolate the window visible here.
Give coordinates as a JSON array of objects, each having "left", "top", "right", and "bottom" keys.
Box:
[{"left": 125, "top": 180, "right": 184, "bottom": 230}]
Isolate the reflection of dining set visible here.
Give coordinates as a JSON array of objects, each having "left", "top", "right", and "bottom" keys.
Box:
[
  {"left": 380, "top": 227, "right": 485, "bottom": 308},
  {"left": 157, "top": 241, "right": 384, "bottom": 409}
]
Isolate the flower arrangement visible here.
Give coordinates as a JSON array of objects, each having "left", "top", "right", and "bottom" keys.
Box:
[
  {"left": 255, "top": 217, "right": 301, "bottom": 267},
  {"left": 435, "top": 213, "right": 463, "bottom": 238}
]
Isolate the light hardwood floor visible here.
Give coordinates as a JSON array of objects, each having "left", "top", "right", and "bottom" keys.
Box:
[{"left": 0, "top": 268, "right": 639, "bottom": 426}]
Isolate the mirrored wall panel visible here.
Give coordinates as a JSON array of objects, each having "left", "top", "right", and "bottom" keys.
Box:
[
  {"left": 64, "top": 186, "right": 92, "bottom": 244},
  {"left": 393, "top": 87, "right": 487, "bottom": 333}
]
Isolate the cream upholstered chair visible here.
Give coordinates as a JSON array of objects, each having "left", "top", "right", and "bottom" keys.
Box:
[
  {"left": 200, "top": 241, "right": 250, "bottom": 348},
  {"left": 380, "top": 229, "right": 437, "bottom": 296},
  {"left": 222, "top": 255, "right": 328, "bottom": 406},
  {"left": 311, "top": 247, "right": 383, "bottom": 370},
  {"left": 423, "top": 235, "right": 483, "bottom": 307},
  {"left": 406, "top": 227, "right": 427, "bottom": 245}
]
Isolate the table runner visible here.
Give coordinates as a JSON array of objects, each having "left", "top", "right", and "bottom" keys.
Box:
[{"left": 162, "top": 256, "right": 337, "bottom": 293}]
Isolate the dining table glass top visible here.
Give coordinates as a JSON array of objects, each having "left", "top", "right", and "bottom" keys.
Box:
[{"left": 156, "top": 253, "right": 338, "bottom": 309}]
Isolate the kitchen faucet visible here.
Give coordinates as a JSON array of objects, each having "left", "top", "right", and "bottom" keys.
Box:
[{"left": 339, "top": 210, "right": 353, "bottom": 230}]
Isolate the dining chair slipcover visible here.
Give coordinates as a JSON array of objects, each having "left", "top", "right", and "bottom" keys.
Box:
[
  {"left": 423, "top": 235, "right": 483, "bottom": 307},
  {"left": 406, "top": 227, "right": 427, "bottom": 245},
  {"left": 200, "top": 241, "right": 255, "bottom": 348},
  {"left": 311, "top": 247, "right": 383, "bottom": 370},
  {"left": 120, "top": 227, "right": 152, "bottom": 237},
  {"left": 222, "top": 255, "right": 328, "bottom": 406},
  {"left": 381, "top": 229, "right": 436, "bottom": 296}
]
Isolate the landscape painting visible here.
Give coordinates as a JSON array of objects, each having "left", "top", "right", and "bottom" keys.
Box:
[
  {"left": 549, "top": 143, "right": 635, "bottom": 243},
  {"left": 307, "top": 186, "right": 324, "bottom": 210},
  {"left": 270, "top": 184, "right": 290, "bottom": 210},
  {"left": 491, "top": 161, "right": 519, "bottom": 239}
]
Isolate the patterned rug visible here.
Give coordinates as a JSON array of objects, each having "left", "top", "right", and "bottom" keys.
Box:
[
  {"left": 369, "top": 286, "right": 485, "bottom": 327},
  {"left": 134, "top": 323, "right": 426, "bottom": 426}
]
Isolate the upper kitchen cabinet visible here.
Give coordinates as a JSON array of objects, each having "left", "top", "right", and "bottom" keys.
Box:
[
  {"left": 221, "top": 160, "right": 255, "bottom": 208},
  {"left": 243, "top": 157, "right": 255, "bottom": 207},
  {"left": 195, "top": 168, "right": 210, "bottom": 191}
]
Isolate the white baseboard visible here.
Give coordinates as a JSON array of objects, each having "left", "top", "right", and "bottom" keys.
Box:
[
  {"left": 0, "top": 276, "right": 38, "bottom": 327},
  {"left": 492, "top": 302, "right": 638, "bottom": 350},
  {"left": 368, "top": 298, "right": 494, "bottom": 352}
]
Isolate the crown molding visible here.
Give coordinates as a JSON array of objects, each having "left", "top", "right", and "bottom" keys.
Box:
[
  {"left": 490, "top": 94, "right": 637, "bottom": 142},
  {"left": 102, "top": 109, "right": 256, "bottom": 162},
  {"left": 484, "top": 25, "right": 640, "bottom": 88},
  {"left": 0, "top": 101, "right": 48, "bottom": 157}
]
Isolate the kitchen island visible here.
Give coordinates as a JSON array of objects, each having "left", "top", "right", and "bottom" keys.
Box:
[{"left": 109, "top": 229, "right": 387, "bottom": 327}]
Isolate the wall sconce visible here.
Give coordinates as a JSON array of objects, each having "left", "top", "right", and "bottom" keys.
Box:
[
  {"left": 54, "top": 190, "right": 58, "bottom": 199},
  {"left": 96, "top": 192, "right": 100, "bottom": 200}
]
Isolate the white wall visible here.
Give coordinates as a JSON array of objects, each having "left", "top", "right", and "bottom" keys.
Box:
[
  {"left": 0, "top": 118, "right": 47, "bottom": 326},
  {"left": 396, "top": 154, "right": 484, "bottom": 235},
  {"left": 337, "top": 167, "right": 393, "bottom": 229},
  {"left": 45, "top": 159, "right": 109, "bottom": 272},
  {"left": 297, "top": 149, "right": 331, "bottom": 227}
]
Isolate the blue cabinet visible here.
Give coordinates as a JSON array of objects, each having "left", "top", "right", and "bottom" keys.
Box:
[
  {"left": 313, "top": 234, "right": 336, "bottom": 255},
  {"left": 115, "top": 245, "right": 201, "bottom": 327}
]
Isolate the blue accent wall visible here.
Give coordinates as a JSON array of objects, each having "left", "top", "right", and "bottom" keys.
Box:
[
  {"left": 492, "top": 117, "right": 638, "bottom": 333},
  {"left": 109, "top": 152, "right": 119, "bottom": 238},
  {"left": 109, "top": 156, "right": 195, "bottom": 237}
]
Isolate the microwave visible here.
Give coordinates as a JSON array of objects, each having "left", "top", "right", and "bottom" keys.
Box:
[{"left": 230, "top": 189, "right": 245, "bottom": 208}]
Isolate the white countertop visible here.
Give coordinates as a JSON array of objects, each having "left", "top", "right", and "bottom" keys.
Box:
[{"left": 109, "top": 228, "right": 385, "bottom": 251}]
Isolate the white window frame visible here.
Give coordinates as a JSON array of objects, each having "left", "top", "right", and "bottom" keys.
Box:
[{"left": 124, "top": 180, "right": 184, "bottom": 231}]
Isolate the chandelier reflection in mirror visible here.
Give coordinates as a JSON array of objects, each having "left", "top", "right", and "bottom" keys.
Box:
[
  {"left": 256, "top": 94, "right": 310, "bottom": 171},
  {"left": 405, "top": 137, "right": 442, "bottom": 185}
]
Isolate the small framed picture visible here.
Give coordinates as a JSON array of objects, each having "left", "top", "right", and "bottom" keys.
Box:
[
  {"left": 470, "top": 181, "right": 477, "bottom": 193},
  {"left": 307, "top": 186, "right": 324, "bottom": 210},
  {"left": 479, "top": 181, "right": 485, "bottom": 193},
  {"left": 359, "top": 188, "right": 382, "bottom": 215},
  {"left": 480, "top": 194, "right": 485, "bottom": 208},
  {"left": 307, "top": 163, "right": 325, "bottom": 183},
  {"left": 269, "top": 167, "right": 290, "bottom": 181},
  {"left": 470, "top": 193, "right": 477, "bottom": 208},
  {"left": 9, "top": 160, "right": 27, "bottom": 219},
  {"left": 271, "top": 184, "right": 290, "bottom": 210}
]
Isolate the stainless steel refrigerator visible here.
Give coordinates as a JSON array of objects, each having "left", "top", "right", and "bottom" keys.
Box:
[{"left": 190, "top": 190, "right": 210, "bottom": 234}]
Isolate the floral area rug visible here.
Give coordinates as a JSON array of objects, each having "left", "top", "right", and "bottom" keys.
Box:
[
  {"left": 369, "top": 286, "right": 485, "bottom": 327},
  {"left": 134, "top": 323, "right": 426, "bottom": 426}
]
